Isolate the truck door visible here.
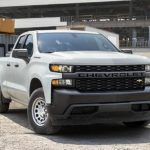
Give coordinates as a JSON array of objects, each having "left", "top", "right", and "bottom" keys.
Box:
[
  {"left": 9, "top": 34, "right": 33, "bottom": 104},
  {"left": 7, "top": 35, "right": 27, "bottom": 102},
  {"left": 0, "top": 44, "right": 11, "bottom": 98}
]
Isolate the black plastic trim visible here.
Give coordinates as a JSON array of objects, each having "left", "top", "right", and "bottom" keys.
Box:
[
  {"left": 62, "top": 71, "right": 146, "bottom": 79},
  {"left": 47, "top": 88, "right": 150, "bottom": 125}
]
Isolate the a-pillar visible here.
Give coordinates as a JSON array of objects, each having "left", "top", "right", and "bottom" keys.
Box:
[{"left": 132, "top": 28, "right": 137, "bottom": 48}]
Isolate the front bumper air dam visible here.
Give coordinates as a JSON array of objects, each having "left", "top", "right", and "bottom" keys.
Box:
[{"left": 47, "top": 88, "right": 150, "bottom": 126}]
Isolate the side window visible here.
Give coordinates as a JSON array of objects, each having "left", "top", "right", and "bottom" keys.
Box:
[
  {"left": 15, "top": 35, "right": 26, "bottom": 49},
  {"left": 24, "top": 35, "right": 33, "bottom": 57}
]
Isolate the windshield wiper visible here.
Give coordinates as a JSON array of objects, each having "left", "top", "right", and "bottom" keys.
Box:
[{"left": 44, "top": 51, "right": 54, "bottom": 53}]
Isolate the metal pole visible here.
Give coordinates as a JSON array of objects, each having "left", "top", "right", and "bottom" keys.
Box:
[
  {"left": 132, "top": 28, "right": 137, "bottom": 48},
  {"left": 129, "top": 0, "right": 133, "bottom": 20},
  {"left": 75, "top": 4, "right": 79, "bottom": 22},
  {"left": 148, "top": 26, "right": 150, "bottom": 47}
]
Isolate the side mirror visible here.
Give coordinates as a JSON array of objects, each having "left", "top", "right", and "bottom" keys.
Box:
[
  {"left": 121, "top": 49, "right": 133, "bottom": 54},
  {"left": 12, "top": 49, "right": 28, "bottom": 61}
]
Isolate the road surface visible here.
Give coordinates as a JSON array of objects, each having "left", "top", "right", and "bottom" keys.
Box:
[{"left": 0, "top": 102, "right": 150, "bottom": 150}]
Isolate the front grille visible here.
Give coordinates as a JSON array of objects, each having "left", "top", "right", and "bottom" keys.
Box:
[
  {"left": 75, "top": 65, "right": 145, "bottom": 72},
  {"left": 76, "top": 78, "right": 145, "bottom": 92}
]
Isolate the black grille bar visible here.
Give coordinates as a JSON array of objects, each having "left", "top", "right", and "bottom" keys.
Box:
[
  {"left": 75, "top": 65, "right": 145, "bottom": 72},
  {"left": 76, "top": 78, "right": 145, "bottom": 92},
  {"left": 63, "top": 71, "right": 145, "bottom": 79}
]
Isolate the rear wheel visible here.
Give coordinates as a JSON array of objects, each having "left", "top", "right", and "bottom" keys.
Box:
[
  {"left": 0, "top": 90, "right": 10, "bottom": 113},
  {"left": 123, "top": 120, "right": 149, "bottom": 128},
  {"left": 28, "top": 88, "right": 61, "bottom": 134}
]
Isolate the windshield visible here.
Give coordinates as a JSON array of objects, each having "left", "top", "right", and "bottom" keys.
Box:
[{"left": 37, "top": 32, "right": 118, "bottom": 53}]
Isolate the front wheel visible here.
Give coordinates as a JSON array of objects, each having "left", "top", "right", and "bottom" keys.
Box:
[
  {"left": 123, "top": 120, "right": 149, "bottom": 128},
  {"left": 28, "top": 88, "right": 61, "bottom": 134}
]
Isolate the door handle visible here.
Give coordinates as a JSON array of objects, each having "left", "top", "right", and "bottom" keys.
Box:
[
  {"left": 7, "top": 63, "right": 10, "bottom": 67},
  {"left": 14, "top": 64, "right": 19, "bottom": 67}
]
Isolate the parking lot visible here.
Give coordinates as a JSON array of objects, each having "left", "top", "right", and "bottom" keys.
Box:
[{"left": 0, "top": 102, "right": 150, "bottom": 150}]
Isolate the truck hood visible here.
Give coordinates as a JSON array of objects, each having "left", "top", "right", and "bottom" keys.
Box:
[{"left": 42, "top": 51, "right": 150, "bottom": 65}]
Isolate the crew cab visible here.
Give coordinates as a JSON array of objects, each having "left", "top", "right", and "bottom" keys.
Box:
[{"left": 0, "top": 30, "right": 150, "bottom": 134}]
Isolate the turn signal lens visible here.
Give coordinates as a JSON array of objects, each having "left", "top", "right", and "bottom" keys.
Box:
[
  {"left": 50, "top": 65, "right": 60, "bottom": 72},
  {"left": 50, "top": 64, "right": 74, "bottom": 73}
]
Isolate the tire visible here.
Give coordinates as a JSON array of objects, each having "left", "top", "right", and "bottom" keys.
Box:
[
  {"left": 28, "top": 88, "right": 61, "bottom": 135},
  {"left": 123, "top": 120, "right": 149, "bottom": 128},
  {"left": 0, "top": 89, "right": 10, "bottom": 113}
]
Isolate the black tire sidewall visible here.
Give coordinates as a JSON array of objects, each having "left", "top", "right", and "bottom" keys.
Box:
[{"left": 0, "top": 89, "right": 10, "bottom": 113}]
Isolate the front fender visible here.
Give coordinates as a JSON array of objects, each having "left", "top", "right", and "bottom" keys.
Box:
[{"left": 29, "top": 73, "right": 62, "bottom": 104}]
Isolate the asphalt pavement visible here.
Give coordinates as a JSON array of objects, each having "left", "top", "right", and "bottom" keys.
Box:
[{"left": 0, "top": 102, "right": 150, "bottom": 150}]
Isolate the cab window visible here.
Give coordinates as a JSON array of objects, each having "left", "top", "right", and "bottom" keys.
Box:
[{"left": 15, "top": 35, "right": 26, "bottom": 49}]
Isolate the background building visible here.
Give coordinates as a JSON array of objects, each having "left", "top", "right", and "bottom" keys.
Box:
[{"left": 0, "top": 0, "right": 150, "bottom": 49}]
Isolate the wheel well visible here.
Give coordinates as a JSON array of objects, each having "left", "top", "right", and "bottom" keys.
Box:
[{"left": 30, "top": 78, "right": 42, "bottom": 95}]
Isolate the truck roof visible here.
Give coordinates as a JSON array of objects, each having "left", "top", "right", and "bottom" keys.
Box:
[{"left": 21, "top": 30, "right": 99, "bottom": 35}]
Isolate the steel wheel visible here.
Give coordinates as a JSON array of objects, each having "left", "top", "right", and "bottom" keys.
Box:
[
  {"left": 32, "top": 97, "right": 48, "bottom": 126},
  {"left": 28, "top": 88, "right": 61, "bottom": 134}
]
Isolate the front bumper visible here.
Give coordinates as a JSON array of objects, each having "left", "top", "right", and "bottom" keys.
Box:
[{"left": 47, "top": 87, "right": 150, "bottom": 126}]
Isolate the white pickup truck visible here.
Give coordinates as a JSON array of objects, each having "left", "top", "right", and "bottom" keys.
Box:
[{"left": 1, "top": 30, "right": 150, "bottom": 134}]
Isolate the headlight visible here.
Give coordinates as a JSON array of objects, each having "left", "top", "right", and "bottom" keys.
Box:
[
  {"left": 50, "top": 64, "right": 74, "bottom": 73},
  {"left": 145, "top": 65, "right": 150, "bottom": 72},
  {"left": 52, "top": 79, "right": 74, "bottom": 87}
]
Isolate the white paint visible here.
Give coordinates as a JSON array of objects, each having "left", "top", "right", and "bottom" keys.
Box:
[
  {"left": 15, "top": 17, "right": 67, "bottom": 29},
  {"left": 108, "top": 36, "right": 118, "bottom": 47},
  {"left": 0, "top": 0, "right": 130, "bottom": 7}
]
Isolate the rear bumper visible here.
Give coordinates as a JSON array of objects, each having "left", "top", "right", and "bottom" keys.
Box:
[{"left": 47, "top": 87, "right": 150, "bottom": 126}]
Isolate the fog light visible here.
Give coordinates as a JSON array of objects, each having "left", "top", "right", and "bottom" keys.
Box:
[
  {"left": 52, "top": 79, "right": 73, "bottom": 87},
  {"left": 52, "top": 80, "right": 59, "bottom": 86}
]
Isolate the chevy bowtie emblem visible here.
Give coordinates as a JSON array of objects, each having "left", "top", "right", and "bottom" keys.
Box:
[{"left": 136, "top": 79, "right": 143, "bottom": 83}]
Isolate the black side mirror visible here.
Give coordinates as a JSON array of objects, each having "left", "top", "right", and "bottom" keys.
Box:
[
  {"left": 121, "top": 49, "right": 133, "bottom": 54},
  {"left": 12, "top": 49, "right": 28, "bottom": 61}
]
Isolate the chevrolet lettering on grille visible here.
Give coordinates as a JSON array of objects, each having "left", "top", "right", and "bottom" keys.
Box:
[{"left": 78, "top": 72, "right": 145, "bottom": 78}]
